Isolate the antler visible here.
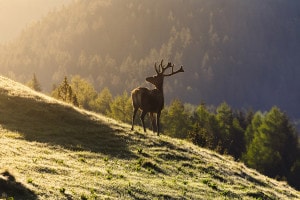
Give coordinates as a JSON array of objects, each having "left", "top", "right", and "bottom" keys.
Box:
[
  {"left": 163, "top": 64, "right": 184, "bottom": 76},
  {"left": 154, "top": 59, "right": 164, "bottom": 74},
  {"left": 153, "top": 59, "right": 184, "bottom": 76},
  {"left": 164, "top": 65, "right": 184, "bottom": 76},
  {"left": 154, "top": 62, "right": 159, "bottom": 74}
]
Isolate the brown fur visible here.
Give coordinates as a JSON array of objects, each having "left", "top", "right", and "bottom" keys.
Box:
[{"left": 131, "top": 60, "right": 184, "bottom": 136}]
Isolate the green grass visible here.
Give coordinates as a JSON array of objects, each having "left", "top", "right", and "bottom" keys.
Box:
[{"left": 0, "top": 75, "right": 299, "bottom": 199}]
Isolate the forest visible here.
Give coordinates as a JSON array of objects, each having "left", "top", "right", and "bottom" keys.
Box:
[
  {"left": 28, "top": 74, "right": 300, "bottom": 190},
  {"left": 0, "top": 0, "right": 300, "bottom": 119}
]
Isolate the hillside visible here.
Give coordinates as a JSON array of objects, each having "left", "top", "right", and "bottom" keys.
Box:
[
  {"left": 0, "top": 0, "right": 300, "bottom": 119},
  {"left": 0, "top": 76, "right": 299, "bottom": 199}
]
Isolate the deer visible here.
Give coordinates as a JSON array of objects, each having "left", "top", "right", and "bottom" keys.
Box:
[{"left": 131, "top": 60, "right": 184, "bottom": 136}]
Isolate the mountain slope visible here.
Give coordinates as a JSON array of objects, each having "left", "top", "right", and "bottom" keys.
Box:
[
  {"left": 0, "top": 76, "right": 299, "bottom": 199},
  {"left": 0, "top": 0, "right": 300, "bottom": 119}
]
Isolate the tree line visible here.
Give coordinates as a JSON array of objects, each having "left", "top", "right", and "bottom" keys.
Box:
[
  {"left": 2, "top": 0, "right": 300, "bottom": 120},
  {"left": 28, "top": 74, "right": 300, "bottom": 190}
]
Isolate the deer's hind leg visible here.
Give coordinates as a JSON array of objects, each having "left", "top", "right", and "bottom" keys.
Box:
[
  {"left": 140, "top": 110, "right": 147, "bottom": 132},
  {"left": 131, "top": 107, "right": 138, "bottom": 131},
  {"left": 149, "top": 112, "right": 157, "bottom": 133}
]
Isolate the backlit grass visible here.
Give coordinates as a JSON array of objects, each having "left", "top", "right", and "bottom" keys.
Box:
[{"left": 0, "top": 76, "right": 299, "bottom": 199}]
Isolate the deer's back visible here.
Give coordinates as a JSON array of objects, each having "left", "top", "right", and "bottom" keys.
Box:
[{"left": 131, "top": 87, "right": 163, "bottom": 113}]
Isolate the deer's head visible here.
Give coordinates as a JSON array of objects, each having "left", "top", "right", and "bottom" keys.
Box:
[{"left": 146, "top": 60, "right": 184, "bottom": 90}]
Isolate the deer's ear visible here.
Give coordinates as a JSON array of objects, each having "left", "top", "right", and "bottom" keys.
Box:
[
  {"left": 146, "top": 77, "right": 152, "bottom": 82},
  {"left": 146, "top": 76, "right": 155, "bottom": 84}
]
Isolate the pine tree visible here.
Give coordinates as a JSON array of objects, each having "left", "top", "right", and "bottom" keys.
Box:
[
  {"left": 244, "top": 111, "right": 263, "bottom": 149},
  {"left": 215, "top": 102, "right": 234, "bottom": 154},
  {"left": 72, "top": 93, "right": 79, "bottom": 107},
  {"left": 27, "top": 73, "right": 42, "bottom": 92},
  {"left": 58, "top": 76, "right": 72, "bottom": 102},
  {"left": 51, "top": 76, "right": 78, "bottom": 107},
  {"left": 70, "top": 75, "right": 97, "bottom": 109},
  {"left": 243, "top": 106, "right": 298, "bottom": 178},
  {"left": 215, "top": 102, "right": 245, "bottom": 157},
  {"left": 188, "top": 103, "right": 219, "bottom": 149},
  {"left": 161, "top": 99, "right": 190, "bottom": 138},
  {"left": 288, "top": 159, "right": 300, "bottom": 190}
]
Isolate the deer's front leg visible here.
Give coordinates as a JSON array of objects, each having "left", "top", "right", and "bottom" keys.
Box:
[{"left": 156, "top": 111, "right": 161, "bottom": 136}]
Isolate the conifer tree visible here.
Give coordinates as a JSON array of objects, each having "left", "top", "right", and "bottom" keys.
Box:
[
  {"left": 51, "top": 76, "right": 78, "bottom": 106},
  {"left": 215, "top": 102, "right": 234, "bottom": 154},
  {"left": 243, "top": 106, "right": 298, "bottom": 178},
  {"left": 27, "top": 73, "right": 42, "bottom": 92},
  {"left": 215, "top": 102, "right": 244, "bottom": 157},
  {"left": 244, "top": 111, "right": 263, "bottom": 149},
  {"left": 161, "top": 99, "right": 190, "bottom": 138},
  {"left": 188, "top": 103, "right": 219, "bottom": 149},
  {"left": 70, "top": 75, "right": 97, "bottom": 109},
  {"left": 58, "top": 76, "right": 73, "bottom": 102}
]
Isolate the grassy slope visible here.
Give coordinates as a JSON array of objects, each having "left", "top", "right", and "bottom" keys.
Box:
[{"left": 0, "top": 76, "right": 299, "bottom": 200}]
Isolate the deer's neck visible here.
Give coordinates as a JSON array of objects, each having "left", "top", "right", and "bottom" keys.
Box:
[
  {"left": 155, "top": 83, "right": 164, "bottom": 94},
  {"left": 155, "top": 84, "right": 164, "bottom": 104}
]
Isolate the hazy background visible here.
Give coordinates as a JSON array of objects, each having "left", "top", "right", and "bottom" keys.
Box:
[
  {"left": 0, "top": 0, "right": 72, "bottom": 44},
  {"left": 0, "top": 0, "right": 299, "bottom": 121}
]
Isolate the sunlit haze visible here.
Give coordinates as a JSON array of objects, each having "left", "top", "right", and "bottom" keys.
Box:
[
  {"left": 0, "top": 0, "right": 72, "bottom": 44},
  {"left": 0, "top": 0, "right": 299, "bottom": 120}
]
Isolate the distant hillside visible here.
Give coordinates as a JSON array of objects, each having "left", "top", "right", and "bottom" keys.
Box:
[
  {"left": 0, "top": 0, "right": 300, "bottom": 119},
  {"left": 0, "top": 76, "right": 299, "bottom": 199}
]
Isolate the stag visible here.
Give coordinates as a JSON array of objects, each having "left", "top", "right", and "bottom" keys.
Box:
[{"left": 131, "top": 60, "right": 184, "bottom": 136}]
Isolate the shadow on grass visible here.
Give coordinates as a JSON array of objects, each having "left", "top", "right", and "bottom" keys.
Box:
[
  {"left": 0, "top": 171, "right": 37, "bottom": 199},
  {"left": 234, "top": 171, "right": 268, "bottom": 187},
  {"left": 0, "top": 90, "right": 135, "bottom": 158}
]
